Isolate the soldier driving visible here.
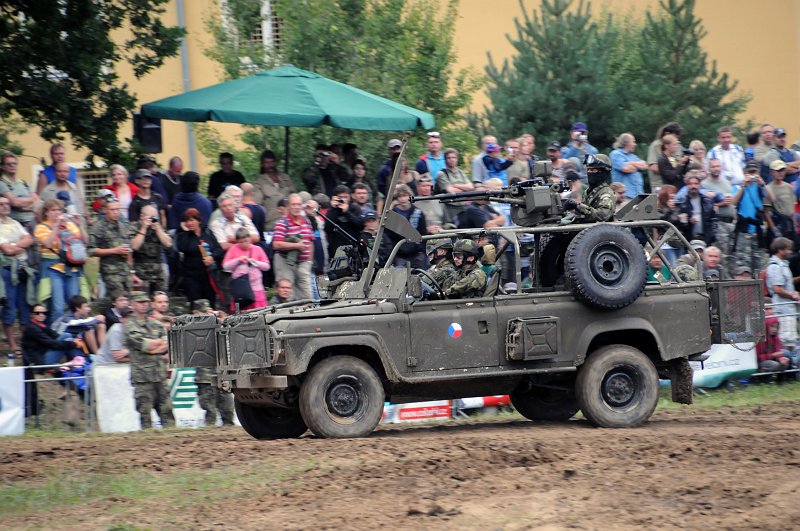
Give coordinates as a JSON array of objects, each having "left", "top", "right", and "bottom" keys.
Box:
[
  {"left": 426, "top": 238, "right": 458, "bottom": 292},
  {"left": 563, "top": 154, "right": 615, "bottom": 223},
  {"left": 126, "top": 291, "right": 174, "bottom": 429},
  {"left": 443, "top": 239, "right": 487, "bottom": 299}
]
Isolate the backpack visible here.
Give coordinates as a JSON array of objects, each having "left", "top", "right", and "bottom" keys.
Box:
[{"left": 60, "top": 229, "right": 87, "bottom": 266}]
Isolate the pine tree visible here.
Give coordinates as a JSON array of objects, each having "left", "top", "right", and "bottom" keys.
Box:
[
  {"left": 609, "top": 0, "right": 749, "bottom": 149},
  {"left": 484, "top": 0, "right": 620, "bottom": 149}
]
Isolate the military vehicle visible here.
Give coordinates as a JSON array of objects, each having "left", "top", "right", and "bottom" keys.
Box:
[{"left": 169, "top": 147, "right": 763, "bottom": 439}]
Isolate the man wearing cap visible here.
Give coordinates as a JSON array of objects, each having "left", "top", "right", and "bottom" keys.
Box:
[
  {"left": 707, "top": 126, "right": 745, "bottom": 185},
  {"left": 414, "top": 175, "right": 444, "bottom": 233},
  {"left": 125, "top": 291, "right": 174, "bottom": 429},
  {"left": 94, "top": 306, "right": 132, "bottom": 365},
  {"left": 416, "top": 132, "right": 445, "bottom": 185},
  {"left": 732, "top": 160, "right": 774, "bottom": 273},
  {"left": 677, "top": 239, "right": 707, "bottom": 268},
  {"left": 545, "top": 141, "right": 570, "bottom": 181},
  {"left": 762, "top": 128, "right": 800, "bottom": 183},
  {"left": 764, "top": 159, "right": 797, "bottom": 248},
  {"left": 766, "top": 237, "right": 800, "bottom": 358},
  {"left": 561, "top": 122, "right": 598, "bottom": 174},
  {"left": 732, "top": 265, "right": 753, "bottom": 280},
  {"left": 481, "top": 143, "right": 514, "bottom": 186},
  {"left": 376, "top": 139, "right": 404, "bottom": 195},
  {"left": 168, "top": 171, "right": 212, "bottom": 230},
  {"left": 89, "top": 196, "right": 132, "bottom": 295},
  {"left": 129, "top": 170, "right": 167, "bottom": 226}
]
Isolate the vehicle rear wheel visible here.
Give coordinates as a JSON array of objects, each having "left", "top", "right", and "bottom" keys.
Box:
[
  {"left": 510, "top": 387, "right": 579, "bottom": 421},
  {"left": 565, "top": 225, "right": 646, "bottom": 310},
  {"left": 300, "top": 356, "right": 385, "bottom": 439},
  {"left": 234, "top": 400, "right": 308, "bottom": 440},
  {"left": 575, "top": 345, "right": 659, "bottom": 428}
]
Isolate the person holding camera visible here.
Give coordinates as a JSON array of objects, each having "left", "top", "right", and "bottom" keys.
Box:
[
  {"left": 89, "top": 196, "right": 132, "bottom": 296},
  {"left": 129, "top": 205, "right": 172, "bottom": 294},
  {"left": 731, "top": 160, "right": 775, "bottom": 274},
  {"left": 656, "top": 134, "right": 692, "bottom": 188},
  {"left": 561, "top": 122, "right": 599, "bottom": 177},
  {"left": 324, "top": 185, "right": 364, "bottom": 257},
  {"left": 34, "top": 199, "right": 87, "bottom": 323}
]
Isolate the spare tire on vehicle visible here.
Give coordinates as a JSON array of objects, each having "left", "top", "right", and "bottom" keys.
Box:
[{"left": 564, "top": 224, "right": 646, "bottom": 311}]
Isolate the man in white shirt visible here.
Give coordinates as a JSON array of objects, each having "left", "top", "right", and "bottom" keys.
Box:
[{"left": 707, "top": 126, "right": 745, "bottom": 185}]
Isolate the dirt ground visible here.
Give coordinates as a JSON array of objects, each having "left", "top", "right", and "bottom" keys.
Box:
[{"left": 2, "top": 401, "right": 800, "bottom": 530}]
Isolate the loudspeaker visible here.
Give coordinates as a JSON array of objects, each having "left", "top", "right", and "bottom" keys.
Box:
[{"left": 133, "top": 113, "right": 162, "bottom": 154}]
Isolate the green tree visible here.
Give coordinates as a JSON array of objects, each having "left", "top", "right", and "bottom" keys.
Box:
[
  {"left": 484, "top": 0, "right": 621, "bottom": 150},
  {"left": 200, "top": 0, "right": 482, "bottom": 184},
  {"left": 0, "top": 0, "right": 184, "bottom": 164},
  {"left": 611, "top": 0, "right": 749, "bottom": 149}
]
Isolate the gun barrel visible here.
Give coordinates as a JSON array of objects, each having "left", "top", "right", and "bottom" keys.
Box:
[{"left": 412, "top": 190, "right": 506, "bottom": 203}]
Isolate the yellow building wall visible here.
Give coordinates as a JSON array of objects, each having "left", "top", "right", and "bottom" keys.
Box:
[{"left": 9, "top": 0, "right": 800, "bottom": 183}]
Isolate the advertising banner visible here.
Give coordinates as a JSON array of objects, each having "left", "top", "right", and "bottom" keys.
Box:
[{"left": 689, "top": 343, "right": 757, "bottom": 388}]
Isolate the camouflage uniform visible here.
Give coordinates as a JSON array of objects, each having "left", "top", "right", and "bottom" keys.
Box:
[
  {"left": 194, "top": 367, "right": 235, "bottom": 426},
  {"left": 125, "top": 313, "right": 174, "bottom": 429},
  {"left": 129, "top": 222, "right": 166, "bottom": 293},
  {"left": 444, "top": 263, "right": 487, "bottom": 299},
  {"left": 575, "top": 183, "right": 615, "bottom": 223},
  {"left": 89, "top": 218, "right": 131, "bottom": 294},
  {"left": 429, "top": 259, "right": 459, "bottom": 292}
]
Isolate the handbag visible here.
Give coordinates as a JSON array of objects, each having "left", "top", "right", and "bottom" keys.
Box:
[{"left": 229, "top": 249, "right": 255, "bottom": 307}]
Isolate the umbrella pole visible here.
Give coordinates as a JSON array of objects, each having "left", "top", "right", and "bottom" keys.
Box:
[{"left": 284, "top": 126, "right": 290, "bottom": 174}]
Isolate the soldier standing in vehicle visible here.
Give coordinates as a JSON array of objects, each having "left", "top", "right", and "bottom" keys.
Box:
[
  {"left": 126, "top": 291, "right": 174, "bottom": 429},
  {"left": 563, "top": 154, "right": 615, "bottom": 223},
  {"left": 444, "top": 239, "right": 487, "bottom": 299},
  {"left": 426, "top": 238, "right": 458, "bottom": 292}
]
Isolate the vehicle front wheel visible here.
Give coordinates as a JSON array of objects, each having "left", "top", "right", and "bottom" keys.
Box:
[
  {"left": 575, "top": 345, "right": 659, "bottom": 428},
  {"left": 234, "top": 400, "right": 308, "bottom": 440},
  {"left": 299, "top": 356, "right": 385, "bottom": 438},
  {"left": 510, "top": 386, "right": 579, "bottom": 422}
]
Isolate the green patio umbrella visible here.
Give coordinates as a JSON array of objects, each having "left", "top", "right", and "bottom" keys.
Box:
[{"left": 141, "top": 65, "right": 435, "bottom": 170}]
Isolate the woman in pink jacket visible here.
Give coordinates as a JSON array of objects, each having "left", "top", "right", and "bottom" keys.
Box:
[{"left": 222, "top": 227, "right": 271, "bottom": 310}]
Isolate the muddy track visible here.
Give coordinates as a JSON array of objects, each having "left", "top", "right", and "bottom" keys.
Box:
[{"left": 2, "top": 402, "right": 800, "bottom": 529}]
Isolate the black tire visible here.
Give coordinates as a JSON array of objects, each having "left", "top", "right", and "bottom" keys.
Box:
[
  {"left": 565, "top": 224, "right": 646, "bottom": 310},
  {"left": 538, "top": 233, "right": 574, "bottom": 287},
  {"left": 510, "top": 387, "right": 579, "bottom": 421},
  {"left": 234, "top": 400, "right": 308, "bottom": 440},
  {"left": 575, "top": 345, "right": 659, "bottom": 428},
  {"left": 299, "top": 356, "right": 385, "bottom": 439}
]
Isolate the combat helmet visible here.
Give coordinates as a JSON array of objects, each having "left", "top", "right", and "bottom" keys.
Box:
[
  {"left": 584, "top": 153, "right": 611, "bottom": 171},
  {"left": 453, "top": 239, "right": 480, "bottom": 266},
  {"left": 426, "top": 237, "right": 454, "bottom": 257}
]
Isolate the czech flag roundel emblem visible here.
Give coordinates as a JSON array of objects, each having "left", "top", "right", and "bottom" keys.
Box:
[{"left": 448, "top": 322, "right": 462, "bottom": 339}]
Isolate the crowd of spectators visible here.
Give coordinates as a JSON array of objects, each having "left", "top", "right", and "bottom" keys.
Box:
[{"left": 3, "top": 120, "right": 800, "bottom": 423}]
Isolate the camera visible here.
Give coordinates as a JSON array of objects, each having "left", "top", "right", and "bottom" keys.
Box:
[
  {"left": 682, "top": 148, "right": 695, "bottom": 156},
  {"left": 578, "top": 134, "right": 588, "bottom": 142},
  {"left": 149, "top": 216, "right": 158, "bottom": 223}
]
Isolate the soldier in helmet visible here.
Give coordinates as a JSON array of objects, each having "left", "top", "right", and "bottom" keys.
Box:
[
  {"left": 426, "top": 238, "right": 458, "bottom": 292},
  {"left": 563, "top": 154, "right": 615, "bottom": 223},
  {"left": 444, "top": 239, "right": 488, "bottom": 299}
]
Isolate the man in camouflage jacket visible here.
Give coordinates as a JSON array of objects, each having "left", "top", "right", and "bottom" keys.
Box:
[
  {"left": 130, "top": 205, "right": 172, "bottom": 293},
  {"left": 426, "top": 238, "right": 459, "bottom": 293},
  {"left": 89, "top": 197, "right": 131, "bottom": 294},
  {"left": 125, "top": 291, "right": 174, "bottom": 429},
  {"left": 563, "top": 154, "right": 615, "bottom": 223},
  {"left": 444, "top": 239, "right": 487, "bottom": 299}
]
